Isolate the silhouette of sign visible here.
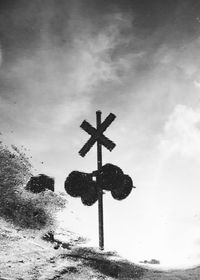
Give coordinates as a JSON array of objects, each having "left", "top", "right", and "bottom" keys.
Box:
[
  {"left": 79, "top": 111, "right": 116, "bottom": 250},
  {"left": 79, "top": 113, "right": 116, "bottom": 157},
  {"left": 77, "top": 112, "right": 134, "bottom": 251}
]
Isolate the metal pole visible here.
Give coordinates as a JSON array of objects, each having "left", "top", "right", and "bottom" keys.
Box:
[{"left": 96, "top": 110, "right": 104, "bottom": 250}]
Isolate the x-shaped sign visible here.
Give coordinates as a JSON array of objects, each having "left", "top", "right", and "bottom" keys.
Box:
[{"left": 79, "top": 113, "right": 116, "bottom": 157}]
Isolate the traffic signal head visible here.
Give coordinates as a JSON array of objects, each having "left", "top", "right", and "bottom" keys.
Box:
[
  {"left": 81, "top": 181, "right": 98, "bottom": 206},
  {"left": 64, "top": 164, "right": 135, "bottom": 205},
  {"left": 64, "top": 171, "right": 91, "bottom": 197},
  {"left": 64, "top": 171, "right": 98, "bottom": 206},
  {"left": 97, "top": 163, "right": 124, "bottom": 191},
  {"left": 111, "top": 174, "right": 133, "bottom": 200}
]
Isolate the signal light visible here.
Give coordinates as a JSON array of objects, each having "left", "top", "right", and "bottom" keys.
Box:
[
  {"left": 64, "top": 171, "right": 91, "bottom": 197},
  {"left": 64, "top": 164, "right": 135, "bottom": 205},
  {"left": 81, "top": 181, "right": 98, "bottom": 206},
  {"left": 97, "top": 163, "right": 123, "bottom": 191},
  {"left": 64, "top": 171, "right": 98, "bottom": 206},
  {"left": 111, "top": 174, "right": 133, "bottom": 200}
]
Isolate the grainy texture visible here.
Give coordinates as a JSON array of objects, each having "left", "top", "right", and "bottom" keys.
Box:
[{"left": 1, "top": 223, "right": 200, "bottom": 280}]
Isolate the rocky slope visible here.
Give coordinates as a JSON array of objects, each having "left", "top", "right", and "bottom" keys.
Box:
[{"left": 1, "top": 221, "right": 200, "bottom": 280}]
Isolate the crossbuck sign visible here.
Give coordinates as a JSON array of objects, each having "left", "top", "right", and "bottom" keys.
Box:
[
  {"left": 79, "top": 112, "right": 116, "bottom": 157},
  {"left": 79, "top": 111, "right": 116, "bottom": 250}
]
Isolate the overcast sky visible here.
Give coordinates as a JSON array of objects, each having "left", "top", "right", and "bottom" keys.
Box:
[{"left": 1, "top": 0, "right": 200, "bottom": 268}]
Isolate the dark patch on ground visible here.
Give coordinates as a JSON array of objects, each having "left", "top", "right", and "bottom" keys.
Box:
[
  {"left": 48, "top": 266, "right": 79, "bottom": 280},
  {"left": 84, "top": 257, "right": 146, "bottom": 279},
  {"left": 59, "top": 247, "right": 147, "bottom": 279}
]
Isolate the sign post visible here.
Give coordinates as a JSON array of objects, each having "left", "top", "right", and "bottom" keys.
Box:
[
  {"left": 79, "top": 111, "right": 116, "bottom": 250},
  {"left": 96, "top": 111, "right": 104, "bottom": 250}
]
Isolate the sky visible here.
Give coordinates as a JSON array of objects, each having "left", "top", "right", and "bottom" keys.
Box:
[{"left": 1, "top": 0, "right": 200, "bottom": 268}]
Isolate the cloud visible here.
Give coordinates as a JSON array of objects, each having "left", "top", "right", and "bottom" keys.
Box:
[
  {"left": 159, "top": 105, "right": 200, "bottom": 158},
  {"left": 0, "top": 10, "right": 137, "bottom": 183},
  {"left": 0, "top": 10, "right": 136, "bottom": 136},
  {"left": 0, "top": 14, "right": 124, "bottom": 126},
  {"left": 0, "top": 45, "right": 2, "bottom": 67},
  {"left": 152, "top": 104, "right": 200, "bottom": 230}
]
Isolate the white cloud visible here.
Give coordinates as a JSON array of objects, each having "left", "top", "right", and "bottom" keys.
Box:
[
  {"left": 194, "top": 79, "right": 200, "bottom": 88},
  {"left": 159, "top": 104, "right": 200, "bottom": 158}
]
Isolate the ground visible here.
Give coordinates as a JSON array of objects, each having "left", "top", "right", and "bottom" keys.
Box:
[{"left": 1, "top": 222, "right": 200, "bottom": 280}]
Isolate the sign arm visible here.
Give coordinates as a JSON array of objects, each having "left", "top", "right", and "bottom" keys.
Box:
[{"left": 80, "top": 118, "right": 116, "bottom": 153}]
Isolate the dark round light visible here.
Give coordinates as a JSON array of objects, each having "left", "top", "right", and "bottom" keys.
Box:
[
  {"left": 98, "top": 163, "right": 124, "bottom": 191},
  {"left": 111, "top": 174, "right": 133, "bottom": 200},
  {"left": 81, "top": 181, "right": 98, "bottom": 206},
  {"left": 64, "top": 171, "right": 91, "bottom": 197}
]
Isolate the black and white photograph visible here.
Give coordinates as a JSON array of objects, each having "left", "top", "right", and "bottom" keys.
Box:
[{"left": 1, "top": 0, "right": 200, "bottom": 279}]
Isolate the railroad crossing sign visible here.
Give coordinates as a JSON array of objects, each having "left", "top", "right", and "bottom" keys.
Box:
[
  {"left": 79, "top": 111, "right": 116, "bottom": 250},
  {"left": 79, "top": 112, "right": 116, "bottom": 157}
]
